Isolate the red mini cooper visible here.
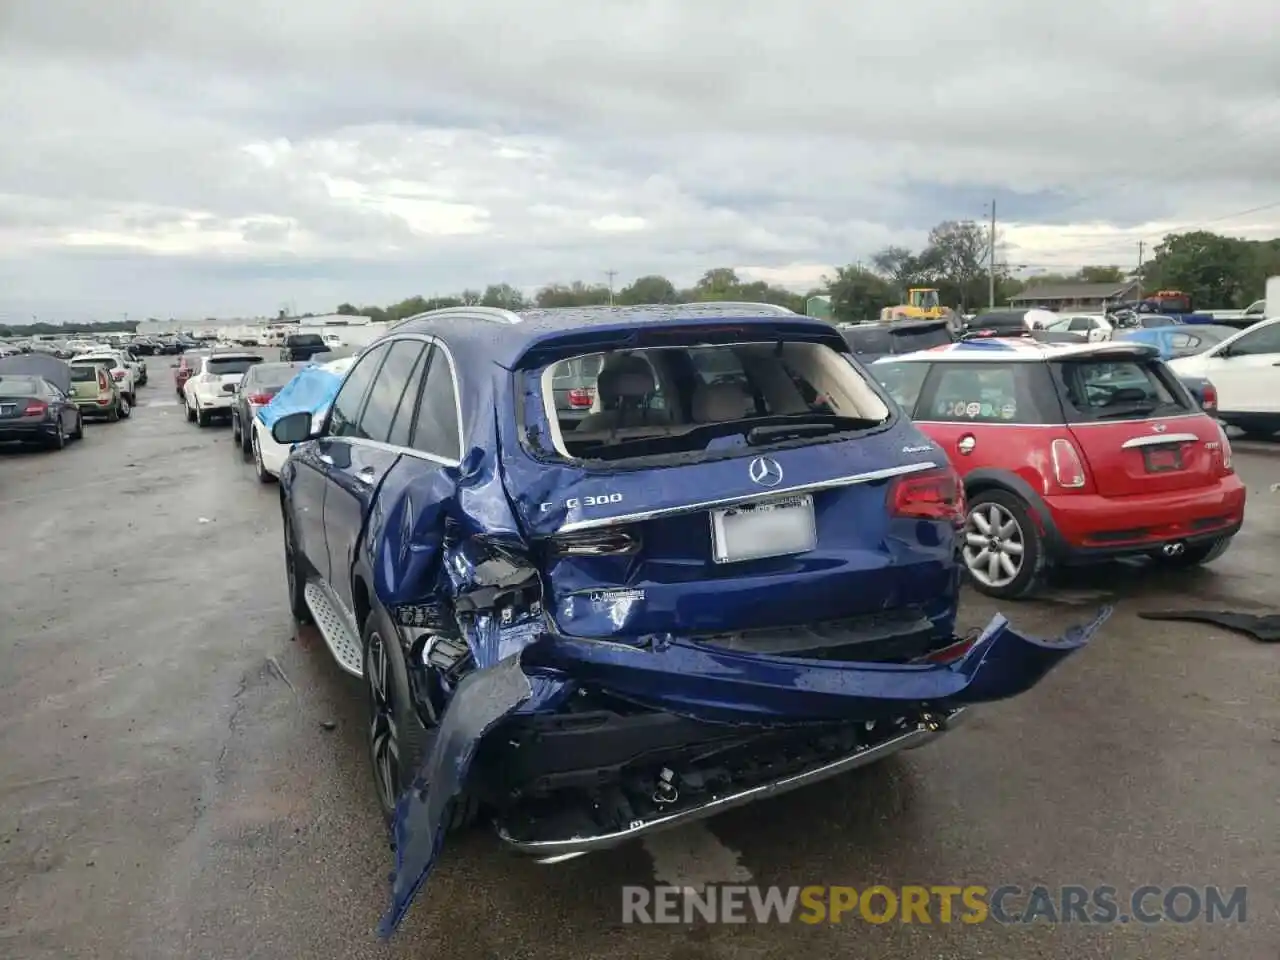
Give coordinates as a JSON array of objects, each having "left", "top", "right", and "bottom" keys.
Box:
[{"left": 869, "top": 337, "right": 1245, "bottom": 598}]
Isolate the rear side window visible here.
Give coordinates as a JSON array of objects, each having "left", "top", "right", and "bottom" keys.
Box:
[
  {"left": 917, "top": 361, "right": 1057, "bottom": 424},
  {"left": 387, "top": 345, "right": 431, "bottom": 448},
  {"left": 358, "top": 340, "right": 426, "bottom": 443},
  {"left": 866, "top": 361, "right": 929, "bottom": 414},
  {"left": 1052, "top": 359, "right": 1191, "bottom": 422},
  {"left": 329, "top": 343, "right": 389, "bottom": 438},
  {"left": 409, "top": 346, "right": 462, "bottom": 461}
]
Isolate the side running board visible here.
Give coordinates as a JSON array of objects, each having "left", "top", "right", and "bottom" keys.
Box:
[{"left": 303, "top": 579, "right": 364, "bottom": 677}]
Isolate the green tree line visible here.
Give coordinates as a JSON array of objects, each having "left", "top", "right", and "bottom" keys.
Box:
[
  {"left": 341, "top": 224, "right": 1278, "bottom": 327},
  {"left": 3, "top": 225, "right": 1275, "bottom": 337}
]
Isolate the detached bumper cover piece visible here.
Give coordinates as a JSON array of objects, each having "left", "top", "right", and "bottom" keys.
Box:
[{"left": 377, "top": 606, "right": 1109, "bottom": 937}]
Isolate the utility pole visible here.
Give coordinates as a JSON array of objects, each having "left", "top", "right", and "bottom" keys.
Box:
[
  {"left": 604, "top": 269, "right": 618, "bottom": 306},
  {"left": 1136, "top": 240, "right": 1145, "bottom": 302},
  {"left": 987, "top": 199, "right": 997, "bottom": 309}
]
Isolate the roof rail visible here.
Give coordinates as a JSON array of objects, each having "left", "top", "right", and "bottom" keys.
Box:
[
  {"left": 392, "top": 306, "right": 522, "bottom": 328},
  {"left": 683, "top": 301, "right": 796, "bottom": 315}
]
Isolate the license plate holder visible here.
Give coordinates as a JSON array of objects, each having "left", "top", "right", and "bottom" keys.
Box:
[
  {"left": 1142, "top": 445, "right": 1184, "bottom": 473},
  {"left": 711, "top": 494, "right": 817, "bottom": 564}
]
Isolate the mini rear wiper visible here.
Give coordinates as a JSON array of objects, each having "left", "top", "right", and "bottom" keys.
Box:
[{"left": 1092, "top": 403, "right": 1157, "bottom": 419}]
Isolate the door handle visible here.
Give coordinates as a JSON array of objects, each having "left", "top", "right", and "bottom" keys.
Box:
[
  {"left": 317, "top": 452, "right": 334, "bottom": 465},
  {"left": 354, "top": 466, "right": 376, "bottom": 484}
]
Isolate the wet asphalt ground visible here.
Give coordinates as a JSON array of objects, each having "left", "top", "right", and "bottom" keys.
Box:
[{"left": 0, "top": 374, "right": 1277, "bottom": 960}]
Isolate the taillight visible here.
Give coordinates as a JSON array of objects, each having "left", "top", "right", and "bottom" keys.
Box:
[
  {"left": 97, "top": 372, "right": 108, "bottom": 390},
  {"left": 1051, "top": 438, "right": 1087, "bottom": 489},
  {"left": 1215, "top": 422, "right": 1233, "bottom": 473},
  {"left": 248, "top": 392, "right": 273, "bottom": 405},
  {"left": 889, "top": 468, "right": 965, "bottom": 525},
  {"left": 549, "top": 526, "right": 641, "bottom": 557},
  {"left": 25, "top": 401, "right": 48, "bottom": 417},
  {"left": 112, "top": 370, "right": 125, "bottom": 381},
  {"left": 568, "top": 387, "right": 595, "bottom": 408},
  {"left": 1200, "top": 382, "right": 1217, "bottom": 411}
]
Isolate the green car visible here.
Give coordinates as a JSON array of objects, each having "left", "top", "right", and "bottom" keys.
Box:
[{"left": 69, "top": 360, "right": 127, "bottom": 421}]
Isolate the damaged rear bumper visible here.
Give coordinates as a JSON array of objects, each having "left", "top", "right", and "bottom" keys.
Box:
[
  {"left": 379, "top": 607, "right": 1109, "bottom": 937},
  {"left": 499, "top": 707, "right": 969, "bottom": 864}
]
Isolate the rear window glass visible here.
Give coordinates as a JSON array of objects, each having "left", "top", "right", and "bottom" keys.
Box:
[
  {"left": 918, "top": 361, "right": 1058, "bottom": 424},
  {"left": 892, "top": 325, "right": 952, "bottom": 351},
  {"left": 1052, "top": 359, "right": 1191, "bottom": 422},
  {"left": 288, "top": 335, "right": 325, "bottom": 347},
  {"left": 0, "top": 375, "right": 41, "bottom": 396},
  {"left": 249, "top": 363, "right": 306, "bottom": 387},
  {"left": 841, "top": 326, "right": 891, "bottom": 355},
  {"left": 866, "top": 361, "right": 929, "bottom": 414},
  {"left": 70, "top": 366, "right": 98, "bottom": 382},
  {"left": 207, "top": 357, "right": 263, "bottom": 376},
  {"left": 536, "top": 340, "right": 892, "bottom": 464}
]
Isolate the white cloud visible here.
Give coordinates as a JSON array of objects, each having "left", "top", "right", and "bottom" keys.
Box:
[{"left": 0, "top": 0, "right": 1277, "bottom": 321}]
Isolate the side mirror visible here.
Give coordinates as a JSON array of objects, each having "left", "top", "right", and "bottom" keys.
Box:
[
  {"left": 1215, "top": 347, "right": 1233, "bottom": 359},
  {"left": 272, "top": 410, "right": 316, "bottom": 444}
]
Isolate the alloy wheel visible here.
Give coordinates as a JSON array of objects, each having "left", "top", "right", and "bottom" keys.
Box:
[
  {"left": 962, "top": 502, "right": 1025, "bottom": 588},
  {"left": 366, "top": 633, "right": 399, "bottom": 813}
]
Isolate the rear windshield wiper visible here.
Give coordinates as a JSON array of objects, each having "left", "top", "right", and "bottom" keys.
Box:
[
  {"left": 747, "top": 423, "right": 838, "bottom": 444},
  {"left": 1090, "top": 403, "right": 1157, "bottom": 419},
  {"left": 746, "top": 416, "right": 875, "bottom": 445}
]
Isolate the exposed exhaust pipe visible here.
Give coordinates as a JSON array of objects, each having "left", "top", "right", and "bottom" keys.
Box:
[{"left": 1161, "top": 542, "right": 1187, "bottom": 557}]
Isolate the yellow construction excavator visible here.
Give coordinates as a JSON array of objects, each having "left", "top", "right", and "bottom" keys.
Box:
[{"left": 879, "top": 287, "right": 956, "bottom": 324}]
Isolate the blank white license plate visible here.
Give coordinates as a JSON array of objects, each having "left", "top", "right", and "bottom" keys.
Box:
[{"left": 711, "top": 495, "right": 817, "bottom": 564}]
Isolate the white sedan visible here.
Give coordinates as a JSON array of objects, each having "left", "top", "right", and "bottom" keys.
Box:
[
  {"left": 1169, "top": 316, "right": 1280, "bottom": 438},
  {"left": 1044, "top": 314, "right": 1113, "bottom": 342}
]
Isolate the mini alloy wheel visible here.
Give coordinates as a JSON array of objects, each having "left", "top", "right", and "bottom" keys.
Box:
[{"left": 961, "top": 491, "right": 1043, "bottom": 599}]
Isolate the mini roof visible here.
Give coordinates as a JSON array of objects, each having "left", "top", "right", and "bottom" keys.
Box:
[{"left": 880, "top": 337, "right": 1161, "bottom": 363}]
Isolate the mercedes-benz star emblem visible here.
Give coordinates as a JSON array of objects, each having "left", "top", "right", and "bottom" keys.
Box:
[
  {"left": 748, "top": 456, "right": 784, "bottom": 487},
  {"left": 1152, "top": 423, "right": 1167, "bottom": 433}
]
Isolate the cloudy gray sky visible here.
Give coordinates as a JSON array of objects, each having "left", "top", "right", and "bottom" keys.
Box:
[{"left": 2, "top": 0, "right": 1277, "bottom": 322}]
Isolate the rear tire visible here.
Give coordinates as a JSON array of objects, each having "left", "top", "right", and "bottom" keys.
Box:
[
  {"left": 71, "top": 412, "right": 84, "bottom": 439},
  {"left": 961, "top": 490, "right": 1044, "bottom": 599},
  {"left": 118, "top": 394, "right": 131, "bottom": 419},
  {"left": 186, "top": 398, "right": 196, "bottom": 422},
  {"left": 362, "top": 607, "right": 478, "bottom": 835},
  {"left": 107, "top": 401, "right": 120, "bottom": 423},
  {"left": 1150, "top": 536, "right": 1233, "bottom": 568},
  {"left": 252, "top": 428, "right": 276, "bottom": 483},
  {"left": 231, "top": 413, "right": 241, "bottom": 444},
  {"left": 48, "top": 420, "right": 66, "bottom": 450},
  {"left": 196, "top": 405, "right": 211, "bottom": 427},
  {"left": 281, "top": 502, "right": 312, "bottom": 623}
]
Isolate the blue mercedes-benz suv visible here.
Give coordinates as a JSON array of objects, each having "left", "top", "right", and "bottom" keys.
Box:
[{"left": 268, "top": 302, "right": 1104, "bottom": 935}]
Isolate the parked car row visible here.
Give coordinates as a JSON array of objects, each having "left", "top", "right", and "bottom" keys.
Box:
[{"left": 0, "top": 345, "right": 154, "bottom": 450}]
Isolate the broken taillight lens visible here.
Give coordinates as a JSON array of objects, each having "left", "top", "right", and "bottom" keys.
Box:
[
  {"left": 549, "top": 526, "right": 642, "bottom": 557},
  {"left": 889, "top": 468, "right": 965, "bottom": 526}
]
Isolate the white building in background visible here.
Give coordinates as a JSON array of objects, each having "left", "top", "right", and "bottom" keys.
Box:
[{"left": 134, "top": 313, "right": 374, "bottom": 340}]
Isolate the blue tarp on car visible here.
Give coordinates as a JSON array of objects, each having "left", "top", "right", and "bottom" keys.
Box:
[{"left": 256, "top": 358, "right": 353, "bottom": 430}]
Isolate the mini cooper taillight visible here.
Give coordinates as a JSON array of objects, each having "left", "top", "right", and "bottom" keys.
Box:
[
  {"left": 1051, "top": 438, "right": 1087, "bottom": 489},
  {"left": 889, "top": 468, "right": 965, "bottom": 526}
]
